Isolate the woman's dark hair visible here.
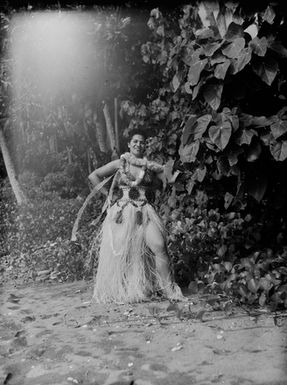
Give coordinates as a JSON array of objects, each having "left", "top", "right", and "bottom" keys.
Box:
[{"left": 127, "top": 128, "right": 147, "bottom": 142}]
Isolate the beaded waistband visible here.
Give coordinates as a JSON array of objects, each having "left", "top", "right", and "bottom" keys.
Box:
[
  {"left": 113, "top": 186, "right": 155, "bottom": 225},
  {"left": 119, "top": 186, "right": 153, "bottom": 202}
]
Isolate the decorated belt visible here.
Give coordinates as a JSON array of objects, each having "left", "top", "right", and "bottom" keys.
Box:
[
  {"left": 119, "top": 186, "right": 154, "bottom": 202},
  {"left": 113, "top": 187, "right": 155, "bottom": 225}
]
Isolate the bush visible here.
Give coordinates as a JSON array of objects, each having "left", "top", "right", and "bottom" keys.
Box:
[
  {"left": 19, "top": 168, "right": 87, "bottom": 200},
  {"left": 0, "top": 179, "right": 18, "bottom": 258},
  {"left": 204, "top": 248, "right": 287, "bottom": 310},
  {"left": 6, "top": 197, "right": 82, "bottom": 254},
  {"left": 159, "top": 186, "right": 287, "bottom": 310},
  {"left": 0, "top": 177, "right": 104, "bottom": 283},
  {"left": 2, "top": 238, "right": 90, "bottom": 283},
  {"left": 119, "top": 3, "right": 287, "bottom": 310}
]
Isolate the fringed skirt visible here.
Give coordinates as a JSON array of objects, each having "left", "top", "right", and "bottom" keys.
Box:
[{"left": 92, "top": 199, "right": 181, "bottom": 303}]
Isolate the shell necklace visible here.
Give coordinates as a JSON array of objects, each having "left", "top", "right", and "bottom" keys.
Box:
[{"left": 120, "top": 152, "right": 163, "bottom": 187}]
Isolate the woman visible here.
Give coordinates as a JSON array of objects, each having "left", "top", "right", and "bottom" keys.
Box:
[{"left": 88, "top": 129, "right": 184, "bottom": 303}]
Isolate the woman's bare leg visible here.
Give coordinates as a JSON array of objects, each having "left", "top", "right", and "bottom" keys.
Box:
[
  {"left": 145, "top": 222, "right": 170, "bottom": 282},
  {"left": 145, "top": 222, "right": 183, "bottom": 300}
]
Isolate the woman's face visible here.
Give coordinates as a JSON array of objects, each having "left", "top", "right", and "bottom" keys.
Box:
[{"left": 128, "top": 134, "right": 146, "bottom": 158}]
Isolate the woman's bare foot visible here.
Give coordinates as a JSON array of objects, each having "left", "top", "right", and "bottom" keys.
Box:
[{"left": 163, "top": 282, "right": 187, "bottom": 302}]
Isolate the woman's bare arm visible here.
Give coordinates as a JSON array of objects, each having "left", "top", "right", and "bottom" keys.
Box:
[{"left": 88, "top": 159, "right": 121, "bottom": 194}]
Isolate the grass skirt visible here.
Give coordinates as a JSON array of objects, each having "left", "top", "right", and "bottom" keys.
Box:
[{"left": 92, "top": 200, "right": 183, "bottom": 303}]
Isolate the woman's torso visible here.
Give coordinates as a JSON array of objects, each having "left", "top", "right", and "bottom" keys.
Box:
[{"left": 115, "top": 163, "right": 160, "bottom": 203}]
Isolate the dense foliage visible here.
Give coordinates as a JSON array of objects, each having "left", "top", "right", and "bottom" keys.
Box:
[
  {"left": 121, "top": 2, "right": 287, "bottom": 309},
  {"left": 1, "top": 2, "right": 287, "bottom": 310},
  {"left": 124, "top": 3, "right": 287, "bottom": 200}
]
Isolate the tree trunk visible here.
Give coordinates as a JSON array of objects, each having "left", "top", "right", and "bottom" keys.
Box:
[
  {"left": 66, "top": 146, "right": 73, "bottom": 165},
  {"left": 92, "top": 110, "right": 108, "bottom": 153},
  {"left": 87, "top": 148, "right": 96, "bottom": 175},
  {"left": 0, "top": 127, "right": 28, "bottom": 205},
  {"left": 103, "top": 102, "right": 118, "bottom": 159},
  {"left": 114, "top": 97, "right": 120, "bottom": 154}
]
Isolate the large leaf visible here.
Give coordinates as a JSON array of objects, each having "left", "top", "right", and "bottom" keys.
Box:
[
  {"left": 206, "top": 139, "right": 220, "bottom": 152},
  {"left": 210, "top": 53, "right": 226, "bottom": 65},
  {"left": 262, "top": 5, "right": 275, "bottom": 24},
  {"left": 224, "top": 192, "right": 234, "bottom": 209},
  {"left": 203, "top": 42, "right": 222, "bottom": 57},
  {"left": 270, "top": 140, "right": 287, "bottom": 161},
  {"left": 179, "top": 140, "right": 200, "bottom": 163},
  {"left": 182, "top": 114, "right": 211, "bottom": 144},
  {"left": 240, "top": 113, "right": 254, "bottom": 127},
  {"left": 252, "top": 58, "right": 278, "bottom": 85},
  {"left": 216, "top": 11, "right": 227, "bottom": 38},
  {"left": 193, "top": 114, "right": 212, "bottom": 140},
  {"left": 197, "top": 166, "right": 207, "bottom": 182},
  {"left": 224, "top": 7, "right": 233, "bottom": 29},
  {"left": 232, "top": 14, "right": 244, "bottom": 26},
  {"left": 251, "top": 115, "right": 271, "bottom": 127},
  {"left": 183, "top": 47, "right": 203, "bottom": 66},
  {"left": 268, "top": 41, "right": 287, "bottom": 58},
  {"left": 270, "top": 118, "right": 287, "bottom": 139},
  {"left": 203, "top": 82, "right": 223, "bottom": 111},
  {"left": 188, "top": 58, "right": 208, "bottom": 86},
  {"left": 186, "top": 177, "right": 195, "bottom": 194},
  {"left": 193, "top": 166, "right": 207, "bottom": 183},
  {"left": 236, "top": 128, "right": 257, "bottom": 145},
  {"left": 231, "top": 115, "right": 239, "bottom": 131},
  {"left": 240, "top": 113, "right": 271, "bottom": 128},
  {"left": 192, "top": 78, "right": 204, "bottom": 100},
  {"left": 249, "top": 37, "right": 268, "bottom": 57},
  {"left": 229, "top": 47, "right": 252, "bottom": 74},
  {"left": 202, "top": 1, "right": 220, "bottom": 15},
  {"left": 222, "top": 37, "right": 245, "bottom": 58},
  {"left": 195, "top": 28, "right": 214, "bottom": 40},
  {"left": 214, "top": 60, "right": 230, "bottom": 80},
  {"left": 209, "top": 121, "right": 232, "bottom": 150},
  {"left": 182, "top": 115, "right": 198, "bottom": 145},
  {"left": 244, "top": 23, "right": 258, "bottom": 39},
  {"left": 260, "top": 133, "right": 272, "bottom": 146},
  {"left": 222, "top": 108, "right": 239, "bottom": 131},
  {"left": 171, "top": 73, "right": 181, "bottom": 92},
  {"left": 198, "top": 2, "right": 211, "bottom": 28},
  {"left": 225, "top": 22, "right": 244, "bottom": 41}
]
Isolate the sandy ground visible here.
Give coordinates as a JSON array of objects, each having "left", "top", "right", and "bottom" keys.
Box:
[{"left": 0, "top": 280, "right": 287, "bottom": 385}]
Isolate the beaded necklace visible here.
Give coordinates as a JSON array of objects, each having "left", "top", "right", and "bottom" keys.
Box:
[{"left": 119, "top": 152, "right": 163, "bottom": 187}]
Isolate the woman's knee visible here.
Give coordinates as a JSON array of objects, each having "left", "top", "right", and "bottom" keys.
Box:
[
  {"left": 146, "top": 225, "right": 169, "bottom": 256},
  {"left": 145, "top": 228, "right": 165, "bottom": 253}
]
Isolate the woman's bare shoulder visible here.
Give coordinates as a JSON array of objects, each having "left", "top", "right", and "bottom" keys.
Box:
[{"left": 89, "top": 158, "right": 121, "bottom": 180}]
